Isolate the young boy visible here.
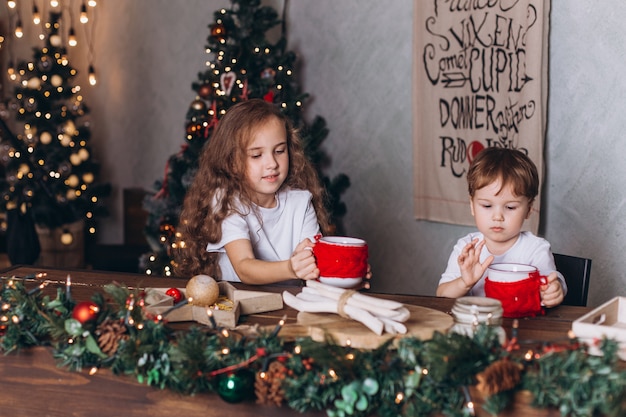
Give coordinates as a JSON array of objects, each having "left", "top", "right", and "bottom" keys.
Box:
[{"left": 437, "top": 147, "right": 566, "bottom": 308}]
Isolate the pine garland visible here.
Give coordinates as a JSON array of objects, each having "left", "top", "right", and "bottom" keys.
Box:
[{"left": 0, "top": 275, "right": 624, "bottom": 416}]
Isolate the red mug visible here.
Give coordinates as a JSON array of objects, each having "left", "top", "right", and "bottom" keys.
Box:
[
  {"left": 484, "top": 263, "right": 547, "bottom": 318},
  {"left": 312, "top": 236, "right": 368, "bottom": 288}
]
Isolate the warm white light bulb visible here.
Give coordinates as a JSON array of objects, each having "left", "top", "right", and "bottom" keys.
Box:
[
  {"left": 7, "top": 64, "right": 16, "bottom": 81},
  {"left": 33, "top": 5, "right": 41, "bottom": 24},
  {"left": 7, "top": 0, "right": 16, "bottom": 9},
  {"left": 15, "top": 20, "right": 23, "bottom": 38},
  {"left": 88, "top": 66, "right": 97, "bottom": 85},
  {"left": 68, "top": 28, "right": 77, "bottom": 46},
  {"left": 50, "top": 0, "right": 59, "bottom": 7},
  {"left": 80, "top": 4, "right": 88, "bottom": 23}
]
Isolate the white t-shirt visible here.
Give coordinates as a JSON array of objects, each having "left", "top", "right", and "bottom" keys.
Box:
[
  {"left": 439, "top": 231, "right": 567, "bottom": 296},
  {"left": 206, "top": 188, "right": 320, "bottom": 282}
]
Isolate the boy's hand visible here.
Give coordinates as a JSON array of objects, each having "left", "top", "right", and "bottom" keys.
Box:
[
  {"left": 289, "top": 238, "right": 319, "bottom": 280},
  {"left": 458, "top": 238, "right": 494, "bottom": 289},
  {"left": 540, "top": 272, "right": 564, "bottom": 307}
]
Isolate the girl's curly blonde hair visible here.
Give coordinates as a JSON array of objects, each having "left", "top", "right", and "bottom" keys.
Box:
[{"left": 174, "top": 99, "right": 331, "bottom": 278}]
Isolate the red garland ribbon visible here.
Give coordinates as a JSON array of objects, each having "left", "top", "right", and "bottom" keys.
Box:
[
  {"left": 204, "top": 101, "right": 219, "bottom": 138},
  {"left": 208, "top": 348, "right": 267, "bottom": 377},
  {"left": 240, "top": 79, "right": 249, "bottom": 101}
]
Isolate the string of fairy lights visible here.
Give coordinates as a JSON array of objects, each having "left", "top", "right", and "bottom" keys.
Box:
[{"left": 2, "top": 0, "right": 98, "bottom": 85}]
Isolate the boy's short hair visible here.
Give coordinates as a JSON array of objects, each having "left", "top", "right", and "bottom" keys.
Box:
[{"left": 467, "top": 147, "right": 539, "bottom": 200}]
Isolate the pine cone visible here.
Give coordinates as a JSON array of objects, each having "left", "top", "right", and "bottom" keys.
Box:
[
  {"left": 255, "top": 360, "right": 287, "bottom": 406},
  {"left": 96, "top": 318, "right": 129, "bottom": 356},
  {"left": 476, "top": 359, "right": 523, "bottom": 397}
]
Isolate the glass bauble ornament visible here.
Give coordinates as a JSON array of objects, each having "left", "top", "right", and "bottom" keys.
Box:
[
  {"left": 50, "top": 74, "right": 63, "bottom": 87},
  {"left": 82, "top": 172, "right": 94, "bottom": 184},
  {"left": 39, "top": 131, "right": 52, "bottom": 145},
  {"left": 27, "top": 77, "right": 42, "bottom": 89},
  {"left": 198, "top": 83, "right": 212, "bottom": 100},
  {"left": 216, "top": 370, "right": 254, "bottom": 403},
  {"left": 70, "top": 153, "right": 82, "bottom": 166},
  {"left": 72, "top": 301, "right": 100, "bottom": 324},
  {"left": 190, "top": 98, "right": 206, "bottom": 111},
  {"left": 49, "top": 34, "right": 62, "bottom": 47}
]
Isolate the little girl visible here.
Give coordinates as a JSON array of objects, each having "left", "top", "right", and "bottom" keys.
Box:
[{"left": 175, "top": 99, "right": 332, "bottom": 284}]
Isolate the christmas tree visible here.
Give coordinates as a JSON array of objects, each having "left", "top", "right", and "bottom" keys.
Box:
[
  {"left": 0, "top": 12, "right": 110, "bottom": 265},
  {"left": 141, "top": 0, "right": 350, "bottom": 276}
]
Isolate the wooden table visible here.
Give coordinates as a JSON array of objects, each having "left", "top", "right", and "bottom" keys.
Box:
[{"left": 0, "top": 266, "right": 599, "bottom": 417}]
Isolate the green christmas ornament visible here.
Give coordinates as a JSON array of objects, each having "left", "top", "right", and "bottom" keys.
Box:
[{"left": 216, "top": 370, "right": 255, "bottom": 403}]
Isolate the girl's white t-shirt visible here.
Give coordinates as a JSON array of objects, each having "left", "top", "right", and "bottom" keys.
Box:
[
  {"left": 439, "top": 231, "right": 567, "bottom": 296},
  {"left": 206, "top": 188, "right": 320, "bottom": 282}
]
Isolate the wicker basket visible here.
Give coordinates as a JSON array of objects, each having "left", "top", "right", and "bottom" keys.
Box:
[{"left": 35, "top": 219, "right": 85, "bottom": 268}]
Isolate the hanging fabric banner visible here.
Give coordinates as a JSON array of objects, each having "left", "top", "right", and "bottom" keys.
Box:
[{"left": 413, "top": 0, "right": 550, "bottom": 233}]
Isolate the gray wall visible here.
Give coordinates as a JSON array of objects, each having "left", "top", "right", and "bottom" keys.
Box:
[{"left": 2, "top": 0, "right": 624, "bottom": 307}]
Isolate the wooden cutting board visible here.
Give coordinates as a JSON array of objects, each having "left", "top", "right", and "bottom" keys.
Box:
[{"left": 280, "top": 304, "right": 454, "bottom": 349}]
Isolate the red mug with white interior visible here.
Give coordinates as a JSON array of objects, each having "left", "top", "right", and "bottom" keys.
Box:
[
  {"left": 484, "top": 263, "right": 547, "bottom": 318},
  {"left": 312, "top": 236, "right": 368, "bottom": 288}
]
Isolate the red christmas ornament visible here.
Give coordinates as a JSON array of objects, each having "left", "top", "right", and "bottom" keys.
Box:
[
  {"left": 165, "top": 288, "right": 184, "bottom": 304},
  {"left": 263, "top": 90, "right": 275, "bottom": 103},
  {"left": 198, "top": 83, "right": 213, "bottom": 100},
  {"left": 72, "top": 301, "right": 100, "bottom": 324}
]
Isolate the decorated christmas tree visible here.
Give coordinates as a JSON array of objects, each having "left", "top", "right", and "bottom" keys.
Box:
[
  {"left": 141, "top": 0, "right": 350, "bottom": 276},
  {"left": 0, "top": 12, "right": 110, "bottom": 266}
]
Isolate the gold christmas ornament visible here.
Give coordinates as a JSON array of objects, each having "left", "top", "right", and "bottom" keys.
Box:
[
  {"left": 49, "top": 34, "right": 62, "bottom": 47},
  {"left": 60, "top": 230, "right": 74, "bottom": 245},
  {"left": 67, "top": 174, "right": 79, "bottom": 188},
  {"left": 60, "top": 134, "right": 72, "bottom": 146},
  {"left": 39, "top": 131, "right": 52, "bottom": 144},
  {"left": 78, "top": 148, "right": 89, "bottom": 160},
  {"left": 70, "top": 153, "right": 82, "bottom": 165},
  {"left": 64, "top": 120, "right": 77, "bottom": 135},
  {"left": 66, "top": 189, "right": 77, "bottom": 200},
  {"left": 26, "top": 77, "right": 41, "bottom": 89},
  {"left": 50, "top": 74, "right": 63, "bottom": 87},
  {"left": 18, "top": 164, "right": 30, "bottom": 175},
  {"left": 82, "top": 172, "right": 94, "bottom": 183},
  {"left": 185, "top": 274, "right": 219, "bottom": 307},
  {"left": 190, "top": 98, "right": 206, "bottom": 111}
]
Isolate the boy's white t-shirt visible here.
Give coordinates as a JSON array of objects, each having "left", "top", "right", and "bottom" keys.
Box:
[
  {"left": 206, "top": 188, "right": 320, "bottom": 282},
  {"left": 439, "top": 231, "right": 567, "bottom": 296}
]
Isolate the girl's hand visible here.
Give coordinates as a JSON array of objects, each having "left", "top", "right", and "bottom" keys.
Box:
[
  {"left": 540, "top": 272, "right": 564, "bottom": 307},
  {"left": 289, "top": 238, "right": 319, "bottom": 280},
  {"left": 458, "top": 238, "right": 493, "bottom": 289}
]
